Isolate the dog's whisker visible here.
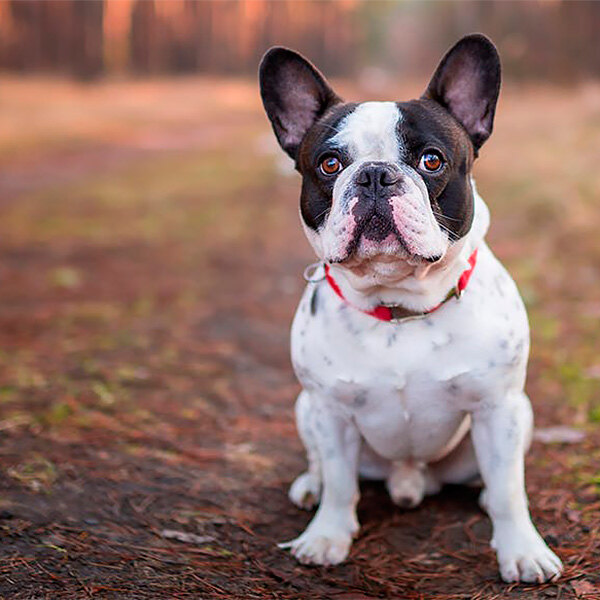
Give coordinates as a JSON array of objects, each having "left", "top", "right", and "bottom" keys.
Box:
[{"left": 431, "top": 210, "right": 463, "bottom": 224}]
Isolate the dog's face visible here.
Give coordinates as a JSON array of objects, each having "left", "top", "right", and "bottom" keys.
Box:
[{"left": 260, "top": 35, "right": 500, "bottom": 273}]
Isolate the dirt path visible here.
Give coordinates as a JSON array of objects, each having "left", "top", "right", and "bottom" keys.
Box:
[{"left": 0, "top": 77, "right": 599, "bottom": 599}]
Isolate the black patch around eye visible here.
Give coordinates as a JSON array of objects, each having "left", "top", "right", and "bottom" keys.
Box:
[
  {"left": 397, "top": 99, "right": 475, "bottom": 240},
  {"left": 297, "top": 103, "right": 358, "bottom": 230},
  {"left": 303, "top": 104, "right": 357, "bottom": 168},
  {"left": 432, "top": 175, "right": 474, "bottom": 239},
  {"left": 300, "top": 178, "right": 331, "bottom": 230}
]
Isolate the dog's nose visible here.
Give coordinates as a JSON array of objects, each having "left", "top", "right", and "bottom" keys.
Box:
[{"left": 356, "top": 163, "right": 400, "bottom": 189}]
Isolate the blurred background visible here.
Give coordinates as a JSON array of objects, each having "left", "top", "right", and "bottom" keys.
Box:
[
  {"left": 0, "top": 2, "right": 599, "bottom": 598},
  {"left": 1, "top": 0, "right": 599, "bottom": 80}
]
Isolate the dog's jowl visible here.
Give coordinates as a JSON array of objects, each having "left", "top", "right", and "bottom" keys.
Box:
[{"left": 259, "top": 34, "right": 562, "bottom": 584}]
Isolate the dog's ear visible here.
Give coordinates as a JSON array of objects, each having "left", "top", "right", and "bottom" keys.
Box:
[
  {"left": 423, "top": 34, "right": 501, "bottom": 151},
  {"left": 259, "top": 47, "right": 341, "bottom": 160}
]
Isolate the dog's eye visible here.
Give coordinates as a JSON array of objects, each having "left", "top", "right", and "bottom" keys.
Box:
[
  {"left": 319, "top": 156, "right": 342, "bottom": 176},
  {"left": 419, "top": 151, "right": 444, "bottom": 173}
]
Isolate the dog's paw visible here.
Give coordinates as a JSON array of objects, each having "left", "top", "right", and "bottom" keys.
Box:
[
  {"left": 386, "top": 461, "right": 429, "bottom": 508},
  {"left": 289, "top": 472, "right": 321, "bottom": 510},
  {"left": 278, "top": 514, "right": 358, "bottom": 566},
  {"left": 493, "top": 526, "right": 563, "bottom": 583}
]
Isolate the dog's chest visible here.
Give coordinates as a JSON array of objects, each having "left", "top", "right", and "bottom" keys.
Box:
[{"left": 290, "top": 248, "right": 529, "bottom": 461}]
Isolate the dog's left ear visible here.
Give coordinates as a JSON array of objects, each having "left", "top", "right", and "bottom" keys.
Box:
[
  {"left": 259, "top": 47, "right": 341, "bottom": 160},
  {"left": 423, "top": 34, "right": 501, "bottom": 151}
]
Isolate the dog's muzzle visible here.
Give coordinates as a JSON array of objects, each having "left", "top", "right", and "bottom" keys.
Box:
[{"left": 350, "top": 162, "right": 404, "bottom": 243}]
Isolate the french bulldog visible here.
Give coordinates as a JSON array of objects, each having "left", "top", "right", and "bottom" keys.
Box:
[{"left": 259, "top": 34, "right": 562, "bottom": 584}]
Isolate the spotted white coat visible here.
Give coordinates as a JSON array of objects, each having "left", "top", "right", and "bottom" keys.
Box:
[
  {"left": 283, "top": 185, "right": 562, "bottom": 584},
  {"left": 277, "top": 98, "right": 562, "bottom": 583}
]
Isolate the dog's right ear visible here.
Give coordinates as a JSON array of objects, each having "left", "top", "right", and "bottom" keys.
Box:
[{"left": 259, "top": 47, "right": 341, "bottom": 160}]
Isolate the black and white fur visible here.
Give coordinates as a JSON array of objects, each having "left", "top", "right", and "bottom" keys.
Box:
[{"left": 259, "top": 34, "right": 562, "bottom": 584}]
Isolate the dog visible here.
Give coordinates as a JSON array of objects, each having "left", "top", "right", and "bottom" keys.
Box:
[{"left": 259, "top": 34, "right": 562, "bottom": 584}]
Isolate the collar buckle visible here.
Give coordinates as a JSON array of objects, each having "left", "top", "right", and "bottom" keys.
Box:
[{"left": 389, "top": 313, "right": 428, "bottom": 325}]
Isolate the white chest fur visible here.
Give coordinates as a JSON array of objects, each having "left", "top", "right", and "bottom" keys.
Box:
[{"left": 291, "top": 242, "right": 529, "bottom": 463}]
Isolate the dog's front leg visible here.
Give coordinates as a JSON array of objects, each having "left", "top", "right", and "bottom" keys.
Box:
[
  {"left": 471, "top": 391, "right": 562, "bottom": 583},
  {"left": 279, "top": 401, "right": 360, "bottom": 566}
]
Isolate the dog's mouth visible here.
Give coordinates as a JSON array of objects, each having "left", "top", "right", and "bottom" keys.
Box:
[{"left": 332, "top": 213, "right": 443, "bottom": 267}]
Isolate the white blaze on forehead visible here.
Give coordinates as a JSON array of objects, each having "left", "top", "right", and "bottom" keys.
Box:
[{"left": 332, "top": 102, "right": 402, "bottom": 162}]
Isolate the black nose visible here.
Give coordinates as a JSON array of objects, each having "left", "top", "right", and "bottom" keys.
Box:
[{"left": 356, "top": 163, "right": 400, "bottom": 188}]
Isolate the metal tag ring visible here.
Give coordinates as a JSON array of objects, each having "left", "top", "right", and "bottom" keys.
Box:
[{"left": 303, "top": 262, "right": 326, "bottom": 283}]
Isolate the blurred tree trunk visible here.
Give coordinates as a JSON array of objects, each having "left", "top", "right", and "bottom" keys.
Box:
[
  {"left": 4, "top": 0, "right": 103, "bottom": 79},
  {"left": 72, "top": 0, "right": 104, "bottom": 80},
  {"left": 130, "top": 0, "right": 156, "bottom": 74},
  {"left": 0, "top": 0, "right": 598, "bottom": 81}
]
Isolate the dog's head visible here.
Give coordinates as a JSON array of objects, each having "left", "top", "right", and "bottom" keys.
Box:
[{"left": 259, "top": 34, "right": 500, "bottom": 276}]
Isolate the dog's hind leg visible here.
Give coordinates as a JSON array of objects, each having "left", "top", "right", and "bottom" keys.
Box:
[
  {"left": 429, "top": 413, "right": 534, "bottom": 511},
  {"left": 427, "top": 430, "right": 489, "bottom": 512},
  {"left": 288, "top": 390, "right": 322, "bottom": 510},
  {"left": 429, "top": 431, "right": 481, "bottom": 487},
  {"left": 358, "top": 442, "right": 392, "bottom": 480}
]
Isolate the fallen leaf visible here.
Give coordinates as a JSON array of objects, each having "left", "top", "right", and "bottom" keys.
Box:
[
  {"left": 572, "top": 580, "right": 600, "bottom": 599},
  {"left": 534, "top": 426, "right": 585, "bottom": 444}
]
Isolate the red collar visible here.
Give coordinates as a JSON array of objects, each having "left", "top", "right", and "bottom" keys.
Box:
[{"left": 323, "top": 249, "right": 478, "bottom": 323}]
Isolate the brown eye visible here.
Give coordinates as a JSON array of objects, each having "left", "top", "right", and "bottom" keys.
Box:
[
  {"left": 419, "top": 151, "right": 444, "bottom": 173},
  {"left": 319, "top": 156, "right": 342, "bottom": 175}
]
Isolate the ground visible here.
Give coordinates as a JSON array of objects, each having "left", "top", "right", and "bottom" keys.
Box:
[{"left": 0, "top": 76, "right": 599, "bottom": 599}]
